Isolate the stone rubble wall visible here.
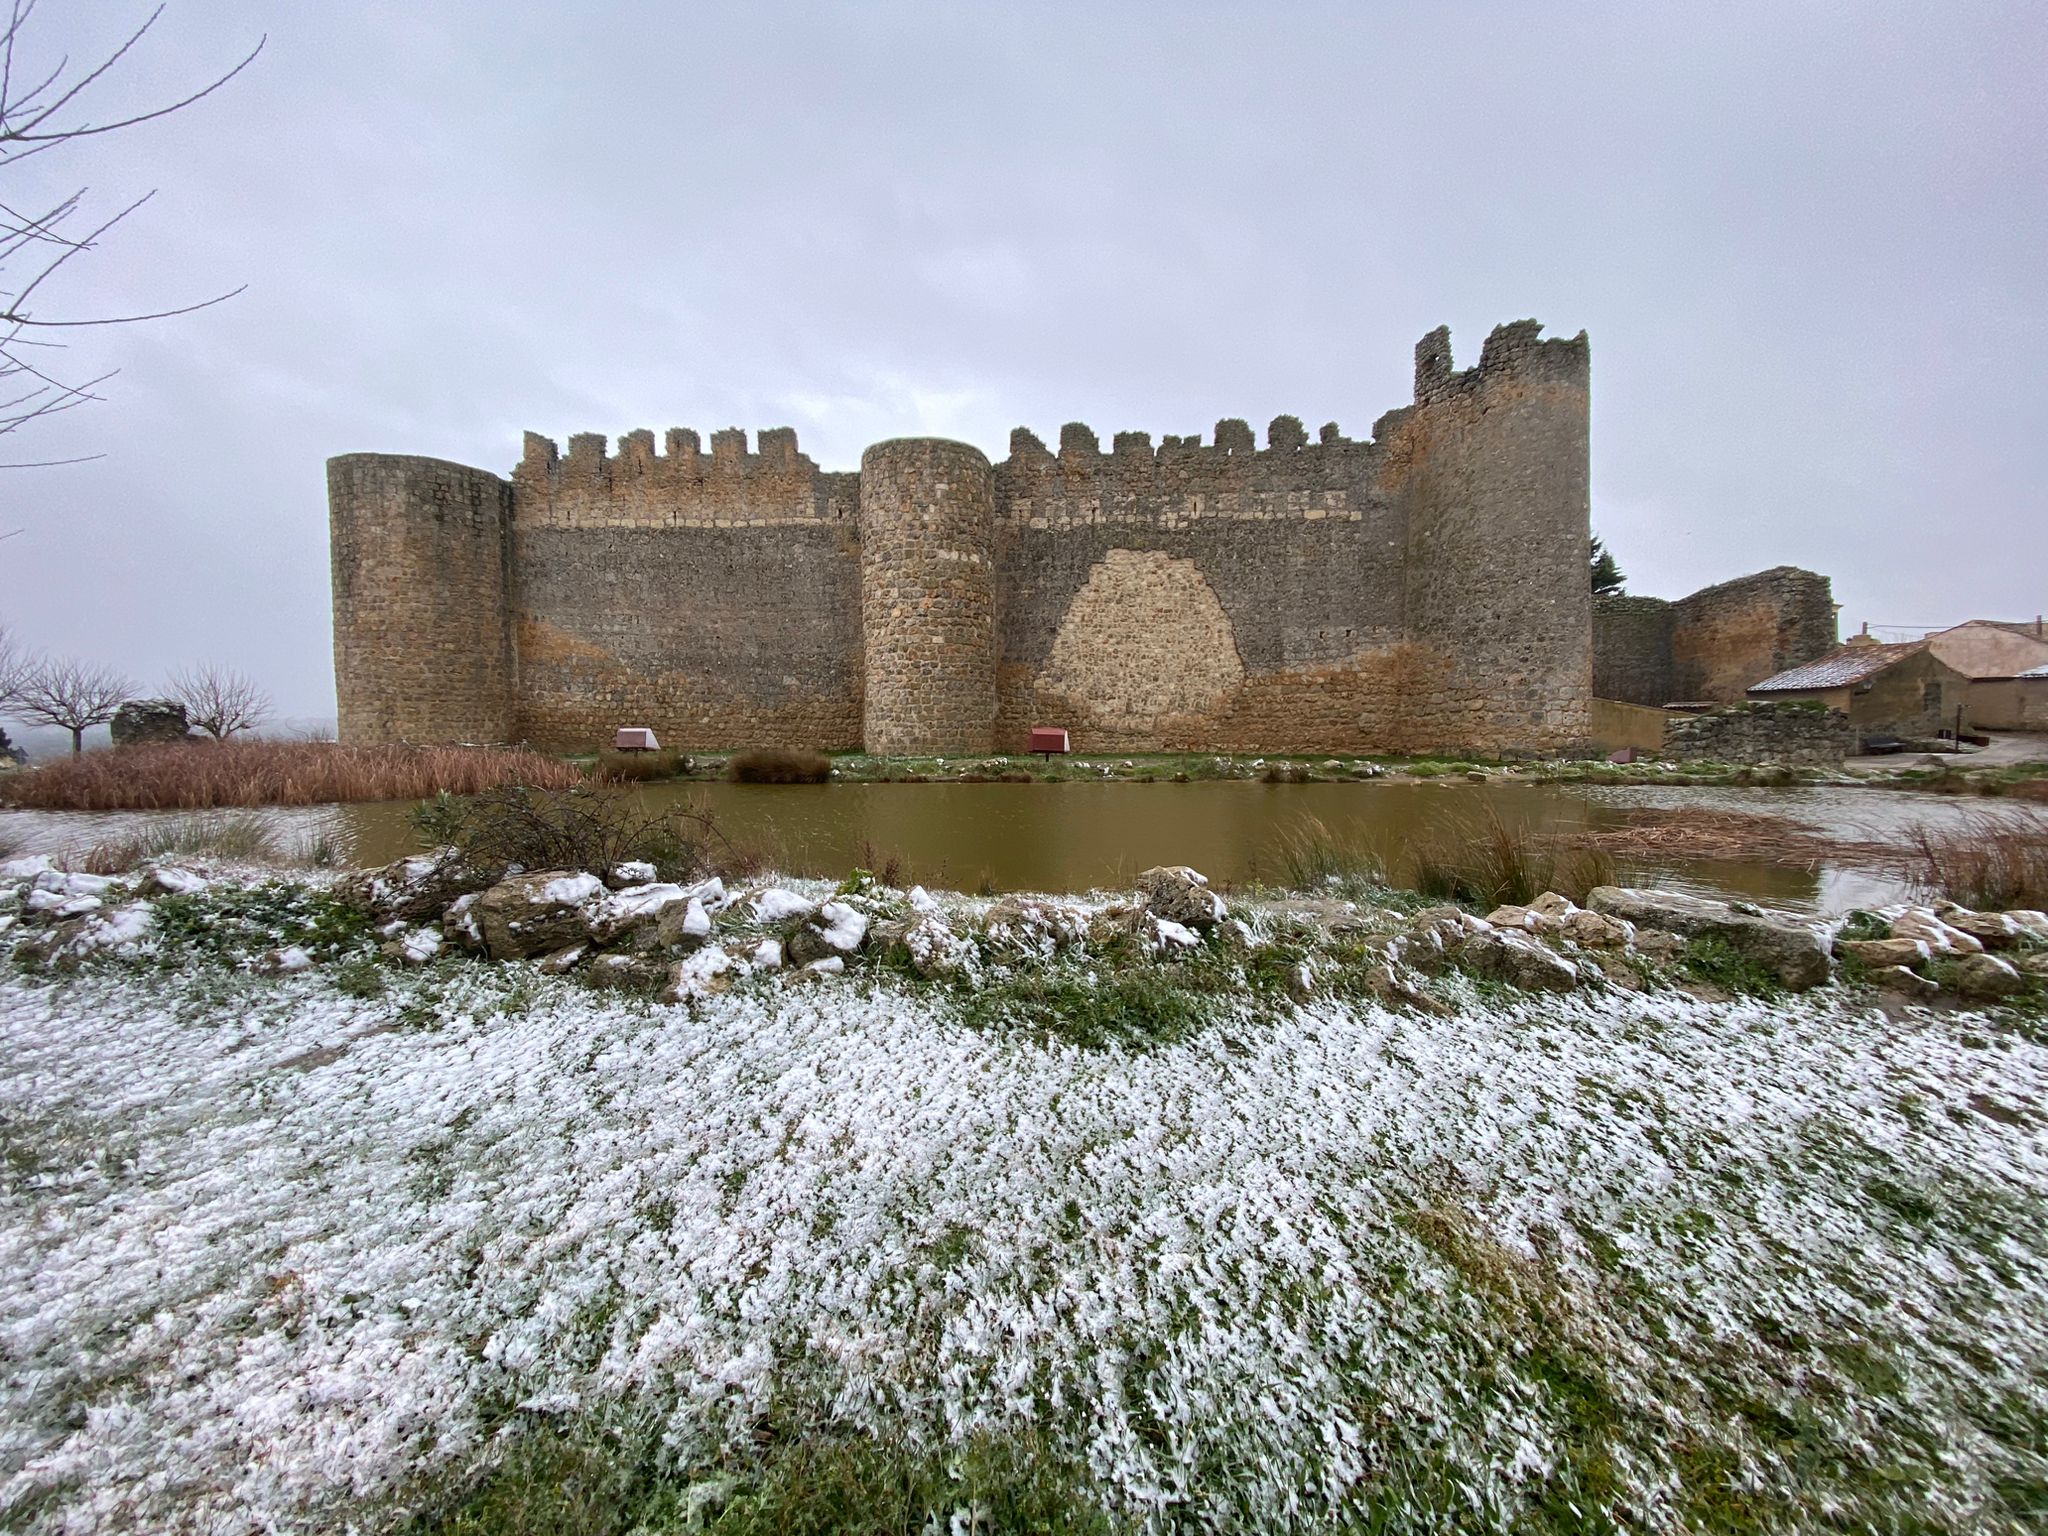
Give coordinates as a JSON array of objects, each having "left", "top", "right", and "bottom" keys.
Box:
[
  {"left": 1669, "top": 566, "right": 1837, "bottom": 703},
  {"left": 1663, "top": 702, "right": 1854, "bottom": 765}
]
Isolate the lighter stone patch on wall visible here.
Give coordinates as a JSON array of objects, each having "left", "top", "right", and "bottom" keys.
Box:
[{"left": 1039, "top": 549, "right": 1245, "bottom": 738}]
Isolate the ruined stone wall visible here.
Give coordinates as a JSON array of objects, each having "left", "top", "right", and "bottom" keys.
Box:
[
  {"left": 329, "top": 454, "right": 515, "bottom": 744},
  {"left": 860, "top": 439, "right": 996, "bottom": 755},
  {"left": 1390, "top": 322, "right": 1593, "bottom": 752},
  {"left": 1592, "top": 595, "right": 1677, "bottom": 705},
  {"left": 1670, "top": 566, "right": 1836, "bottom": 703},
  {"left": 1664, "top": 702, "right": 1853, "bottom": 766}
]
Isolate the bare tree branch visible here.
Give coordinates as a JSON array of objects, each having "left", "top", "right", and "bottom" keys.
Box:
[
  {"left": 168, "top": 661, "right": 269, "bottom": 740},
  {"left": 8, "top": 650, "right": 130, "bottom": 752},
  {"left": 0, "top": 3, "right": 261, "bottom": 464}
]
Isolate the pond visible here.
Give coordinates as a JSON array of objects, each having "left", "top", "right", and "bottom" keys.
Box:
[{"left": 8, "top": 780, "right": 2043, "bottom": 914}]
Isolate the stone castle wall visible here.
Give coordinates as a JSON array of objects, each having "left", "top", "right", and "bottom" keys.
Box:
[
  {"left": 1593, "top": 567, "right": 1837, "bottom": 707},
  {"left": 329, "top": 321, "right": 1602, "bottom": 755}
]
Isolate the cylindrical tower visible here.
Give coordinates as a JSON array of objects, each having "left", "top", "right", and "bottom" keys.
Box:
[
  {"left": 328, "top": 453, "right": 516, "bottom": 744},
  {"left": 1396, "top": 321, "right": 1592, "bottom": 754},
  {"left": 858, "top": 438, "right": 996, "bottom": 755}
]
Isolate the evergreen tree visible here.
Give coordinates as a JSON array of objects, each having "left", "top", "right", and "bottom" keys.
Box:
[{"left": 1590, "top": 536, "right": 1626, "bottom": 596}]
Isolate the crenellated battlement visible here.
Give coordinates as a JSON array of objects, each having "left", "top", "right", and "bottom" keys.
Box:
[{"left": 512, "top": 424, "right": 855, "bottom": 527}]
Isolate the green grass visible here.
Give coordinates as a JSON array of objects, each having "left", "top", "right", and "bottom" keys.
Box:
[
  {"left": 1676, "top": 935, "right": 1785, "bottom": 997},
  {"left": 955, "top": 962, "right": 1223, "bottom": 1049},
  {"left": 148, "top": 882, "right": 376, "bottom": 968},
  {"left": 398, "top": 1414, "right": 1111, "bottom": 1536}
]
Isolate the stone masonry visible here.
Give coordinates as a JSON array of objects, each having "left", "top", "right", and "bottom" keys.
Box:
[{"left": 331, "top": 321, "right": 1610, "bottom": 755}]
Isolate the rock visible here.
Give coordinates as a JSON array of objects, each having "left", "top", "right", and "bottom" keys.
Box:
[
  {"left": 584, "top": 953, "right": 665, "bottom": 990},
  {"left": 1528, "top": 892, "right": 1579, "bottom": 920},
  {"left": 1872, "top": 965, "right": 1939, "bottom": 999},
  {"left": 134, "top": 865, "right": 208, "bottom": 898},
  {"left": 1942, "top": 953, "right": 2025, "bottom": 1001},
  {"left": 475, "top": 871, "right": 607, "bottom": 960},
  {"left": 1839, "top": 937, "right": 1931, "bottom": 969},
  {"left": 981, "top": 897, "right": 1085, "bottom": 959},
  {"left": 748, "top": 936, "right": 784, "bottom": 969},
  {"left": 1485, "top": 904, "right": 1538, "bottom": 930},
  {"left": 1631, "top": 928, "right": 1686, "bottom": 960},
  {"left": 1560, "top": 909, "right": 1634, "bottom": 949},
  {"left": 1586, "top": 886, "right": 1831, "bottom": 990},
  {"left": 538, "top": 943, "right": 587, "bottom": 974},
  {"left": 2003, "top": 909, "right": 2048, "bottom": 942},
  {"left": 666, "top": 945, "right": 737, "bottom": 1000},
  {"left": 609, "top": 861, "right": 657, "bottom": 888},
  {"left": 443, "top": 892, "right": 485, "bottom": 952},
  {"left": 343, "top": 847, "right": 475, "bottom": 922},
  {"left": 804, "top": 956, "right": 846, "bottom": 975},
  {"left": 1938, "top": 909, "right": 2026, "bottom": 950},
  {"left": 902, "top": 916, "right": 973, "bottom": 977},
  {"left": 751, "top": 888, "right": 816, "bottom": 924},
  {"left": 379, "top": 926, "right": 443, "bottom": 965},
  {"left": 2013, "top": 952, "right": 2048, "bottom": 979},
  {"left": 907, "top": 885, "right": 941, "bottom": 915},
  {"left": 1452, "top": 927, "right": 1582, "bottom": 992},
  {"left": 655, "top": 895, "right": 714, "bottom": 949},
  {"left": 1136, "top": 866, "right": 1226, "bottom": 928},
  {"left": 786, "top": 900, "right": 869, "bottom": 965},
  {"left": 1588, "top": 953, "right": 1646, "bottom": 991},
  {"left": 585, "top": 882, "right": 692, "bottom": 945},
  {"left": 109, "top": 698, "right": 193, "bottom": 748},
  {"left": 1889, "top": 909, "right": 1983, "bottom": 955}
]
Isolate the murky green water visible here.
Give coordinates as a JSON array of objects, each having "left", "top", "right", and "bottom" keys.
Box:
[{"left": 12, "top": 779, "right": 2036, "bottom": 912}]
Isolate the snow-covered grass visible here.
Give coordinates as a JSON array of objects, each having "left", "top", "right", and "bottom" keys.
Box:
[{"left": 2, "top": 931, "right": 2046, "bottom": 1532}]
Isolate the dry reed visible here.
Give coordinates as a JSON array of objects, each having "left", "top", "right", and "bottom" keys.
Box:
[
  {"left": 1905, "top": 813, "right": 2048, "bottom": 911},
  {"left": 0, "top": 740, "right": 583, "bottom": 812}
]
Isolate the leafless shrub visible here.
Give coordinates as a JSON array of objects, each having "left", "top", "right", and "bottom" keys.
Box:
[
  {"left": 167, "top": 663, "right": 271, "bottom": 739},
  {"left": 414, "top": 784, "right": 751, "bottom": 884}
]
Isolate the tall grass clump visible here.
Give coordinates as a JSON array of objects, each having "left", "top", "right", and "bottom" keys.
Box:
[
  {"left": 0, "top": 740, "right": 584, "bottom": 811},
  {"left": 589, "top": 748, "right": 685, "bottom": 784},
  {"left": 1272, "top": 815, "right": 1390, "bottom": 896},
  {"left": 1407, "top": 809, "right": 1616, "bottom": 909},
  {"left": 1907, "top": 813, "right": 2048, "bottom": 911},
  {"left": 75, "top": 812, "right": 284, "bottom": 873},
  {"left": 727, "top": 748, "right": 831, "bottom": 784}
]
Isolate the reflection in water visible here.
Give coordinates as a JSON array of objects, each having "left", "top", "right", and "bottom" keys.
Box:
[{"left": 6, "top": 779, "right": 2041, "bottom": 912}]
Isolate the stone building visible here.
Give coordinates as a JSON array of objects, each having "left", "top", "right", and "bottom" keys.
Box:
[
  {"left": 329, "top": 320, "right": 1831, "bottom": 758},
  {"left": 1747, "top": 640, "right": 1967, "bottom": 744},
  {"left": 1919, "top": 620, "right": 2048, "bottom": 731}
]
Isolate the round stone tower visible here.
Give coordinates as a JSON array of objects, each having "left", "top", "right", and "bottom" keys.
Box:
[
  {"left": 328, "top": 453, "right": 516, "bottom": 745},
  {"left": 857, "top": 438, "right": 996, "bottom": 755}
]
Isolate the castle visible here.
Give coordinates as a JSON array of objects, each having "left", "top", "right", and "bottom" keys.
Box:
[{"left": 333, "top": 320, "right": 1630, "bottom": 756}]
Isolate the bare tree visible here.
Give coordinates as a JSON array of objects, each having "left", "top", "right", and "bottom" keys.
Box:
[
  {"left": 0, "top": 618, "right": 23, "bottom": 706},
  {"left": 0, "top": 3, "right": 263, "bottom": 465},
  {"left": 167, "top": 661, "right": 268, "bottom": 739},
  {"left": 10, "top": 651, "right": 129, "bottom": 752}
]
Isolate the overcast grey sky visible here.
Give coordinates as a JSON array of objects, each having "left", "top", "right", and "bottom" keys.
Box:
[{"left": 1, "top": 0, "right": 2042, "bottom": 722}]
